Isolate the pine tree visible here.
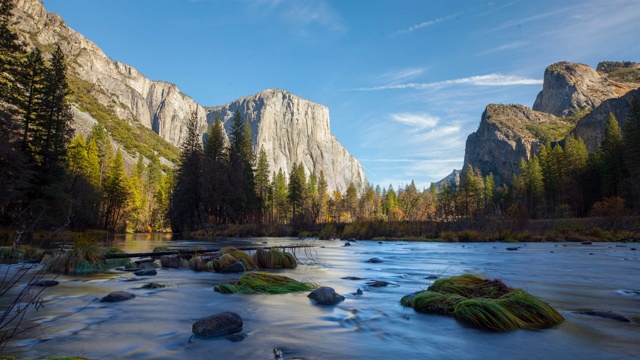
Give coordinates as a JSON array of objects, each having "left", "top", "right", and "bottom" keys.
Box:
[
  {"left": 255, "top": 147, "right": 270, "bottom": 220},
  {"left": 228, "top": 110, "right": 257, "bottom": 222},
  {"left": 601, "top": 113, "right": 625, "bottom": 197},
  {"left": 204, "top": 114, "right": 226, "bottom": 162},
  {"left": 16, "top": 48, "right": 45, "bottom": 154},
  {"left": 623, "top": 98, "right": 640, "bottom": 209},
  {"left": 288, "top": 162, "right": 305, "bottom": 221},
  {"left": 101, "top": 150, "right": 129, "bottom": 231},
  {"left": 169, "top": 111, "right": 204, "bottom": 232},
  {"left": 88, "top": 123, "right": 112, "bottom": 186},
  {"left": 273, "top": 168, "right": 288, "bottom": 223}
]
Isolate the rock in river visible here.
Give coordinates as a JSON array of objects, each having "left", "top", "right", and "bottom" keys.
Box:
[
  {"left": 192, "top": 311, "right": 243, "bottom": 338},
  {"left": 219, "top": 261, "right": 247, "bottom": 273},
  {"left": 100, "top": 291, "right": 135, "bottom": 303},
  {"left": 308, "top": 287, "right": 345, "bottom": 306},
  {"left": 134, "top": 269, "right": 157, "bottom": 276},
  {"left": 34, "top": 280, "right": 59, "bottom": 287},
  {"left": 367, "top": 257, "right": 383, "bottom": 263}
]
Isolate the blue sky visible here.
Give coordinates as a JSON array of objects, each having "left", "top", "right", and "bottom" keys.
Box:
[{"left": 43, "top": 0, "right": 640, "bottom": 189}]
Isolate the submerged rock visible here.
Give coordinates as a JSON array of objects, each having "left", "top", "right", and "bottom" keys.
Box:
[
  {"left": 134, "top": 269, "right": 157, "bottom": 276},
  {"left": 308, "top": 287, "right": 345, "bottom": 306},
  {"left": 367, "top": 280, "right": 390, "bottom": 287},
  {"left": 219, "top": 261, "right": 246, "bottom": 273},
  {"left": 192, "top": 311, "right": 243, "bottom": 338},
  {"left": 225, "top": 333, "right": 247, "bottom": 342},
  {"left": 367, "top": 257, "right": 383, "bottom": 263},
  {"left": 33, "top": 280, "right": 59, "bottom": 287},
  {"left": 142, "top": 283, "right": 166, "bottom": 289},
  {"left": 100, "top": 291, "right": 135, "bottom": 303},
  {"left": 576, "top": 310, "right": 631, "bottom": 323},
  {"left": 160, "top": 255, "right": 190, "bottom": 269},
  {"left": 425, "top": 275, "right": 439, "bottom": 280},
  {"left": 341, "top": 276, "right": 366, "bottom": 280}
]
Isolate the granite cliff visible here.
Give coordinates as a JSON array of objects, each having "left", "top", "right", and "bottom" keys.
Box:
[
  {"left": 457, "top": 61, "right": 640, "bottom": 186},
  {"left": 10, "top": 0, "right": 366, "bottom": 191},
  {"left": 207, "top": 89, "right": 367, "bottom": 192}
]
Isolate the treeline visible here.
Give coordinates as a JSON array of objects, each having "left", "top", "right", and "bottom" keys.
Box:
[
  {"left": 0, "top": 1, "right": 171, "bottom": 233},
  {"left": 513, "top": 105, "right": 640, "bottom": 220}
]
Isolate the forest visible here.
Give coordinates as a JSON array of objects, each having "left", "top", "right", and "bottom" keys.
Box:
[{"left": 1, "top": 0, "right": 639, "bottom": 242}]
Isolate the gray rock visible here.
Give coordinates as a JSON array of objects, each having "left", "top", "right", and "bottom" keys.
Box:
[
  {"left": 533, "top": 62, "right": 635, "bottom": 117},
  {"left": 34, "top": 280, "right": 59, "bottom": 287},
  {"left": 100, "top": 291, "right": 135, "bottom": 303},
  {"left": 160, "top": 255, "right": 189, "bottom": 269},
  {"left": 576, "top": 310, "right": 631, "bottom": 323},
  {"left": 367, "top": 280, "right": 390, "bottom": 287},
  {"left": 192, "top": 311, "right": 243, "bottom": 338},
  {"left": 308, "top": 287, "right": 345, "bottom": 306},
  {"left": 133, "top": 269, "right": 157, "bottom": 276},
  {"left": 219, "top": 261, "right": 246, "bottom": 273}
]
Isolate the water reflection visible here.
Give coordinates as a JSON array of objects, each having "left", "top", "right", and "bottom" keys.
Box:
[{"left": 4, "top": 238, "right": 640, "bottom": 359}]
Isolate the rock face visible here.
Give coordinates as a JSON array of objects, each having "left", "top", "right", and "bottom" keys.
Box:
[
  {"left": 192, "top": 311, "right": 243, "bottom": 338},
  {"left": 460, "top": 61, "right": 640, "bottom": 186},
  {"left": 533, "top": 62, "right": 635, "bottom": 117},
  {"left": 463, "top": 104, "right": 567, "bottom": 185},
  {"left": 573, "top": 89, "right": 640, "bottom": 152},
  {"left": 12, "top": 0, "right": 208, "bottom": 148},
  {"left": 11, "top": 0, "right": 367, "bottom": 191},
  {"left": 207, "top": 89, "right": 367, "bottom": 192}
]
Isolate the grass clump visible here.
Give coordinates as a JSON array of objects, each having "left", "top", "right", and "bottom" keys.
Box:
[
  {"left": 401, "top": 274, "right": 564, "bottom": 331},
  {"left": 254, "top": 248, "right": 297, "bottom": 269},
  {"left": 214, "top": 272, "right": 316, "bottom": 295},
  {"left": 0, "top": 245, "right": 44, "bottom": 261},
  {"left": 42, "top": 233, "right": 131, "bottom": 274}
]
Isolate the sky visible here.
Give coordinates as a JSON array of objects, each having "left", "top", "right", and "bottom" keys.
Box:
[{"left": 42, "top": 0, "right": 640, "bottom": 189}]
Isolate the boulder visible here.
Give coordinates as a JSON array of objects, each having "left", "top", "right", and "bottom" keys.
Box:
[
  {"left": 192, "top": 311, "right": 243, "bottom": 338},
  {"left": 100, "top": 291, "right": 135, "bottom": 303},
  {"left": 134, "top": 269, "right": 157, "bottom": 276},
  {"left": 367, "top": 280, "right": 390, "bottom": 287},
  {"left": 308, "top": 287, "right": 344, "bottom": 306},
  {"left": 160, "top": 255, "right": 189, "bottom": 269},
  {"left": 34, "top": 280, "right": 59, "bottom": 287},
  {"left": 219, "top": 261, "right": 246, "bottom": 273}
]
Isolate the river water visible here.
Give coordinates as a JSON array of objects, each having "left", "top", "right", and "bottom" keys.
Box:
[{"left": 3, "top": 235, "right": 639, "bottom": 359}]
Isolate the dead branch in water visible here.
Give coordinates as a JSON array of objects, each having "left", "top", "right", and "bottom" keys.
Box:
[{"left": 101, "top": 244, "right": 317, "bottom": 259}]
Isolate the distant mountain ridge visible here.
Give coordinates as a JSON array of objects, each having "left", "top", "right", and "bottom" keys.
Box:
[
  {"left": 439, "top": 61, "right": 640, "bottom": 187},
  {"left": 10, "top": 0, "right": 366, "bottom": 192}
]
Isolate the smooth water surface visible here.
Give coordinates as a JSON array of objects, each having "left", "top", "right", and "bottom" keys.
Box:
[{"left": 3, "top": 235, "right": 640, "bottom": 359}]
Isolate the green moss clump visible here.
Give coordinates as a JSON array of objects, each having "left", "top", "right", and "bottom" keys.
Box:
[
  {"left": 401, "top": 274, "right": 564, "bottom": 331},
  {"left": 142, "top": 283, "right": 166, "bottom": 289},
  {"left": 214, "top": 272, "right": 316, "bottom": 295}
]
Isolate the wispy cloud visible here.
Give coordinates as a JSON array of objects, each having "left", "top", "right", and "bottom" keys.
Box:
[
  {"left": 281, "top": 1, "right": 347, "bottom": 36},
  {"left": 390, "top": 113, "right": 439, "bottom": 129},
  {"left": 352, "top": 73, "right": 542, "bottom": 91},
  {"left": 377, "top": 67, "right": 426, "bottom": 84},
  {"left": 475, "top": 41, "right": 529, "bottom": 57},
  {"left": 397, "top": 14, "right": 458, "bottom": 34}
]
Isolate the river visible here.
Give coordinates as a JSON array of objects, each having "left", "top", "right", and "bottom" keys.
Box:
[{"left": 2, "top": 235, "right": 639, "bottom": 359}]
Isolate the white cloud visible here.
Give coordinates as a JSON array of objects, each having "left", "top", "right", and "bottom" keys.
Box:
[
  {"left": 377, "top": 67, "right": 426, "bottom": 84},
  {"left": 281, "top": 1, "right": 346, "bottom": 36},
  {"left": 390, "top": 113, "right": 439, "bottom": 129},
  {"left": 352, "top": 73, "right": 542, "bottom": 91},
  {"left": 397, "top": 14, "right": 458, "bottom": 34}
]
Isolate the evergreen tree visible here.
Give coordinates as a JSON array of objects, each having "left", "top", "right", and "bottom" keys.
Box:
[
  {"left": 88, "top": 123, "right": 112, "bottom": 186},
  {"left": 273, "top": 168, "right": 288, "bottom": 223},
  {"left": 317, "top": 170, "right": 328, "bottom": 223},
  {"left": 623, "top": 98, "right": 640, "bottom": 210},
  {"left": 100, "top": 150, "right": 129, "bottom": 231},
  {"left": 204, "top": 114, "right": 226, "bottom": 161},
  {"left": 16, "top": 48, "right": 45, "bottom": 154},
  {"left": 169, "top": 111, "right": 204, "bottom": 232},
  {"left": 228, "top": 110, "right": 257, "bottom": 222},
  {"left": 288, "top": 162, "right": 305, "bottom": 221},
  {"left": 255, "top": 147, "right": 270, "bottom": 220},
  {"left": 601, "top": 113, "right": 625, "bottom": 197}
]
